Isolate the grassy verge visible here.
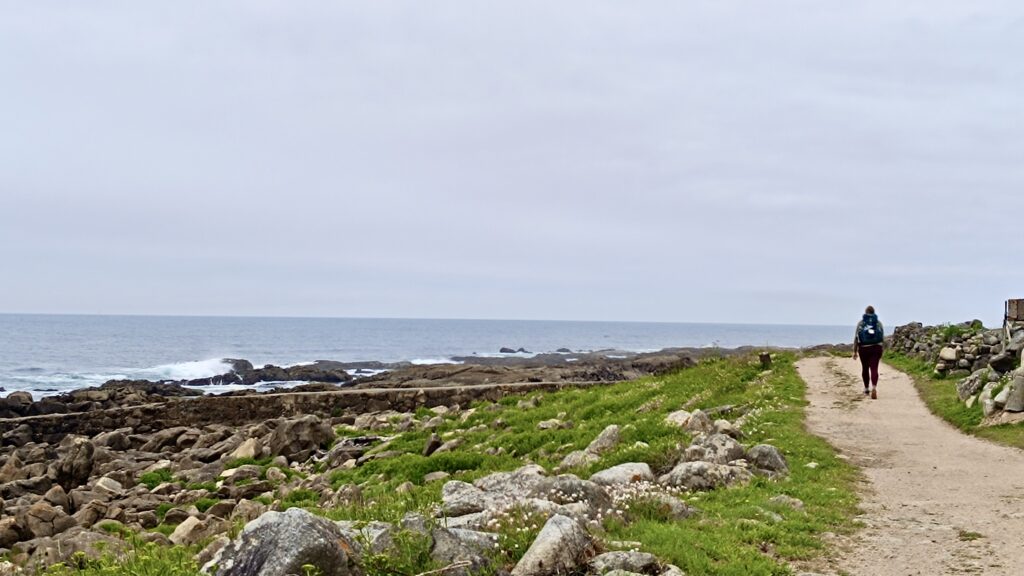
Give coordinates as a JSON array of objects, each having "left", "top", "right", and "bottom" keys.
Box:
[
  {"left": 884, "top": 351, "right": 1024, "bottom": 448},
  {"left": 40, "top": 353, "right": 859, "bottom": 576}
]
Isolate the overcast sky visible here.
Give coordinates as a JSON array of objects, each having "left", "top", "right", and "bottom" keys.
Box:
[{"left": 2, "top": 2, "right": 1022, "bottom": 327}]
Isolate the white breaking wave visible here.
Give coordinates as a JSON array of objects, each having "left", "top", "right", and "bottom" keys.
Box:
[
  {"left": 410, "top": 358, "right": 463, "bottom": 365},
  {"left": 133, "top": 358, "right": 234, "bottom": 381}
]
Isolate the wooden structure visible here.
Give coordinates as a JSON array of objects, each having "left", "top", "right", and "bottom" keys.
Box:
[
  {"left": 1005, "top": 299, "right": 1024, "bottom": 339},
  {"left": 1007, "top": 299, "right": 1024, "bottom": 322}
]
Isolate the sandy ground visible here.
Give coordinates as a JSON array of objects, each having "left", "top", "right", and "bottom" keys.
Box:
[{"left": 796, "top": 356, "right": 1024, "bottom": 576}]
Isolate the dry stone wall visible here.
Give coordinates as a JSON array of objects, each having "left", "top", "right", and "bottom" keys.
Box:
[{"left": 889, "top": 320, "right": 1024, "bottom": 418}]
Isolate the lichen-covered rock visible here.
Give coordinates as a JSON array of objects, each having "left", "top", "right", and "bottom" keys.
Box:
[
  {"left": 747, "top": 445, "right": 788, "bottom": 475},
  {"left": 695, "top": 434, "right": 746, "bottom": 465},
  {"left": 589, "top": 551, "right": 662, "bottom": 575},
  {"left": 473, "top": 465, "right": 548, "bottom": 497},
  {"left": 558, "top": 450, "right": 599, "bottom": 471},
  {"left": 23, "top": 501, "right": 77, "bottom": 539},
  {"left": 685, "top": 410, "right": 714, "bottom": 434},
  {"left": 441, "top": 481, "right": 492, "bottom": 517},
  {"left": 664, "top": 410, "right": 692, "bottom": 428},
  {"left": 589, "top": 463, "right": 654, "bottom": 486},
  {"left": 510, "top": 514, "right": 596, "bottom": 576},
  {"left": 203, "top": 508, "right": 360, "bottom": 576},
  {"left": 267, "top": 416, "right": 334, "bottom": 463},
  {"left": 657, "top": 461, "right": 752, "bottom": 491},
  {"left": 528, "top": 475, "right": 612, "bottom": 518},
  {"left": 51, "top": 437, "right": 95, "bottom": 490},
  {"left": 430, "top": 527, "right": 495, "bottom": 576},
  {"left": 586, "top": 425, "right": 621, "bottom": 455}
]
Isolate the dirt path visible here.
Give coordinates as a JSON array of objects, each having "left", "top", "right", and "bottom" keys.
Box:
[{"left": 797, "top": 356, "right": 1024, "bottom": 575}]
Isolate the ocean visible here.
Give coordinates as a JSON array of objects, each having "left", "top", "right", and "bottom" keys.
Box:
[{"left": 0, "top": 314, "right": 851, "bottom": 397}]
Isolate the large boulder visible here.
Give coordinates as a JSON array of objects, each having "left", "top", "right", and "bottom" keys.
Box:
[
  {"left": 989, "top": 352, "right": 1018, "bottom": 374},
  {"left": 23, "top": 501, "right": 78, "bottom": 539},
  {"left": 1004, "top": 373, "right": 1024, "bottom": 413},
  {"left": 510, "top": 514, "right": 596, "bottom": 576},
  {"left": 528, "top": 476, "right": 612, "bottom": 519},
  {"left": 203, "top": 508, "right": 361, "bottom": 576},
  {"left": 267, "top": 416, "right": 334, "bottom": 462},
  {"left": 51, "top": 438, "right": 96, "bottom": 490}
]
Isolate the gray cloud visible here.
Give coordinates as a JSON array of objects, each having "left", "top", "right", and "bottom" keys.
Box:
[{"left": 2, "top": 1, "right": 1022, "bottom": 327}]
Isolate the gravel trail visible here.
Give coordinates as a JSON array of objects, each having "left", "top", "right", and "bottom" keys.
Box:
[{"left": 797, "top": 356, "right": 1024, "bottom": 575}]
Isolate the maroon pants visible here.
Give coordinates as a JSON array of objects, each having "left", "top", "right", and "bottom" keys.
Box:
[{"left": 858, "top": 344, "right": 883, "bottom": 387}]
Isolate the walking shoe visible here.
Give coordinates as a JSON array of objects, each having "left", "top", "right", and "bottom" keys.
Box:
[
  {"left": 870, "top": 388, "right": 877, "bottom": 400},
  {"left": 863, "top": 388, "right": 870, "bottom": 396}
]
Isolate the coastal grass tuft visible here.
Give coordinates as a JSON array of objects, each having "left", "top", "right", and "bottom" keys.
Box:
[
  {"left": 138, "top": 469, "right": 173, "bottom": 490},
  {"left": 885, "top": 351, "right": 1024, "bottom": 448},
  {"left": 40, "top": 540, "right": 199, "bottom": 576}
]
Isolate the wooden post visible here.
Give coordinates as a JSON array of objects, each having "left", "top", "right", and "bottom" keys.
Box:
[{"left": 759, "top": 352, "right": 772, "bottom": 370}]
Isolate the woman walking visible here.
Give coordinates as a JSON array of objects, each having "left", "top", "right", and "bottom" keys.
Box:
[{"left": 854, "top": 305, "right": 884, "bottom": 399}]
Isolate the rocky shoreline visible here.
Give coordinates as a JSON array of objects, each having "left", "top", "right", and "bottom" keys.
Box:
[{"left": 0, "top": 345, "right": 820, "bottom": 574}]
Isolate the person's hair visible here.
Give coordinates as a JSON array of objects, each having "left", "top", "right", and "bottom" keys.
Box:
[{"left": 865, "top": 305, "right": 875, "bottom": 314}]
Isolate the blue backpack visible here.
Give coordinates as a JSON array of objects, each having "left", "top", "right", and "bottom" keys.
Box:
[{"left": 859, "top": 315, "right": 884, "bottom": 345}]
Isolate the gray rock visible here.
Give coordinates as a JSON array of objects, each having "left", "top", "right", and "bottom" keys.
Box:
[
  {"left": 769, "top": 495, "right": 804, "bottom": 509},
  {"left": 229, "top": 438, "right": 261, "bottom": 461},
  {"left": 52, "top": 438, "right": 95, "bottom": 490},
  {"left": 939, "top": 347, "right": 959, "bottom": 362},
  {"left": 994, "top": 385, "right": 1011, "bottom": 409},
  {"left": 93, "top": 429, "right": 132, "bottom": 451},
  {"left": 423, "top": 433, "right": 443, "bottom": 457},
  {"left": 657, "top": 461, "right": 752, "bottom": 491},
  {"left": 424, "top": 471, "right": 450, "bottom": 483},
  {"left": 171, "top": 516, "right": 226, "bottom": 547},
  {"left": 589, "top": 463, "right": 654, "bottom": 487},
  {"left": 589, "top": 551, "right": 661, "bottom": 575},
  {"left": 267, "top": 416, "right": 334, "bottom": 463},
  {"left": 528, "top": 475, "right": 612, "bottom": 518},
  {"left": 23, "top": 501, "right": 77, "bottom": 539},
  {"left": 747, "top": 444, "right": 789, "bottom": 475},
  {"left": 557, "top": 450, "right": 599, "bottom": 471},
  {"left": 696, "top": 434, "right": 746, "bottom": 465},
  {"left": 1005, "top": 375, "right": 1024, "bottom": 412},
  {"left": 203, "top": 508, "right": 360, "bottom": 576},
  {"left": 664, "top": 410, "right": 692, "bottom": 428},
  {"left": 441, "top": 481, "right": 491, "bottom": 517},
  {"left": 586, "top": 425, "right": 621, "bottom": 455},
  {"left": 43, "top": 485, "right": 71, "bottom": 513},
  {"left": 685, "top": 410, "right": 714, "bottom": 434},
  {"left": 196, "top": 535, "right": 231, "bottom": 569},
  {"left": 430, "top": 527, "right": 494, "bottom": 576},
  {"left": 0, "top": 517, "right": 24, "bottom": 548},
  {"left": 24, "top": 527, "right": 124, "bottom": 569},
  {"left": 473, "top": 465, "right": 548, "bottom": 497},
  {"left": 511, "top": 514, "right": 596, "bottom": 576},
  {"left": 0, "top": 454, "right": 25, "bottom": 483}
]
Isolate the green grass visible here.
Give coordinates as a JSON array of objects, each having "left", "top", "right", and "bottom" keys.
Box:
[
  {"left": 40, "top": 540, "right": 199, "bottom": 576},
  {"left": 137, "top": 469, "right": 174, "bottom": 490},
  {"left": 325, "top": 353, "right": 859, "bottom": 574},
  {"left": 885, "top": 351, "right": 1024, "bottom": 448},
  {"left": 38, "top": 353, "right": 860, "bottom": 575},
  {"left": 193, "top": 498, "right": 220, "bottom": 513}
]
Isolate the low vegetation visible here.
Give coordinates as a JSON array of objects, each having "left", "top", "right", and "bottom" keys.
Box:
[
  {"left": 39, "top": 353, "right": 860, "bottom": 576},
  {"left": 884, "top": 351, "right": 1024, "bottom": 448}
]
